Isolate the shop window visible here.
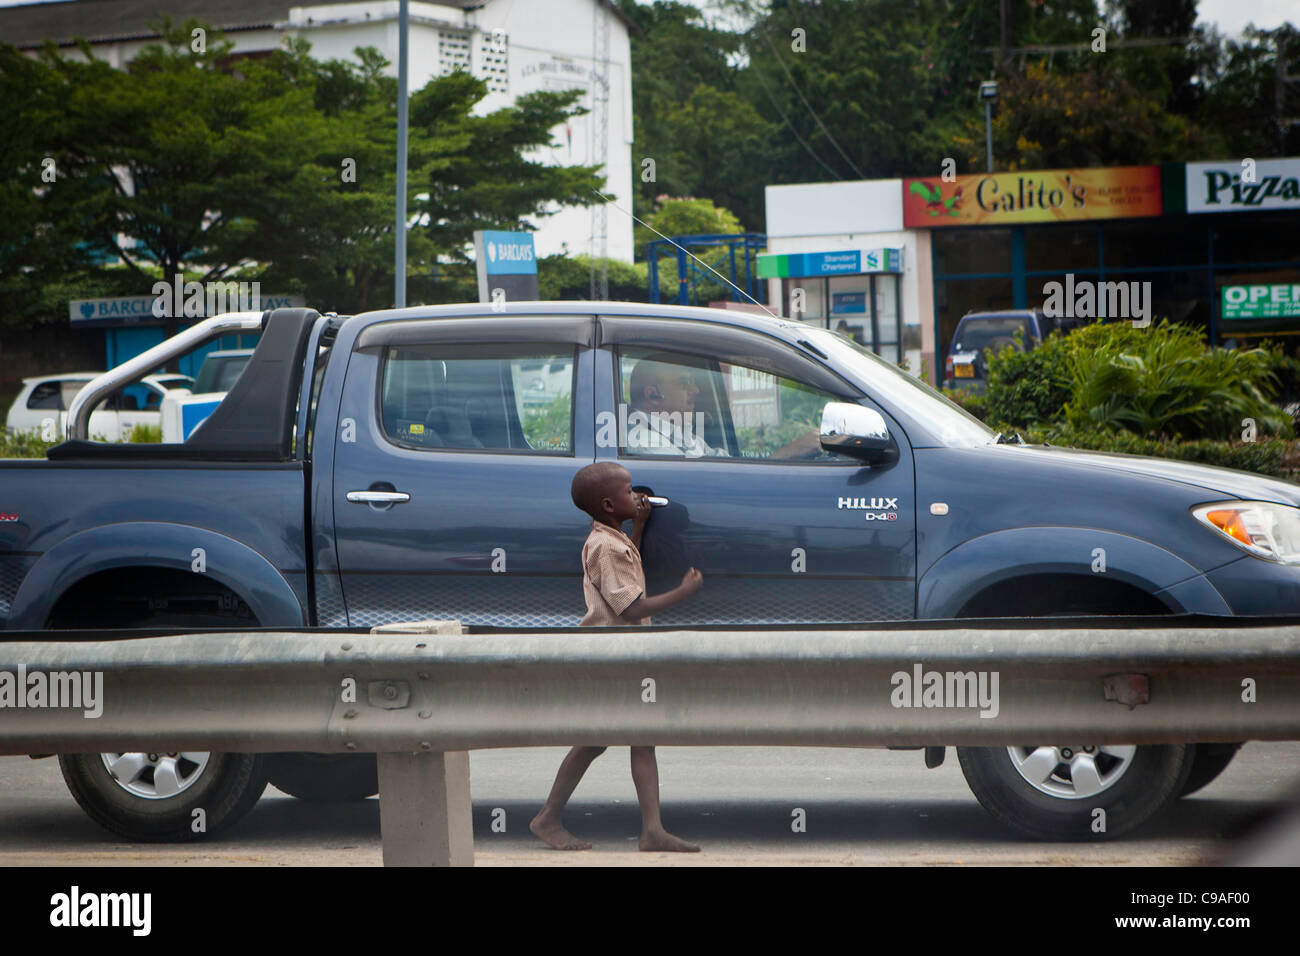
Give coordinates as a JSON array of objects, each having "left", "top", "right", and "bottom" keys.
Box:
[
  {"left": 828, "top": 277, "right": 870, "bottom": 347},
  {"left": 1102, "top": 219, "right": 1208, "bottom": 269},
  {"left": 1211, "top": 213, "right": 1300, "bottom": 266},
  {"left": 1024, "top": 223, "right": 1099, "bottom": 273},
  {"left": 933, "top": 228, "right": 1012, "bottom": 275},
  {"left": 782, "top": 278, "right": 826, "bottom": 323}
]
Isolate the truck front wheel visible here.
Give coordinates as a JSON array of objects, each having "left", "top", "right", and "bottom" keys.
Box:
[
  {"left": 58, "top": 751, "right": 268, "bottom": 842},
  {"left": 266, "top": 753, "right": 379, "bottom": 802},
  {"left": 957, "top": 743, "right": 1193, "bottom": 840}
]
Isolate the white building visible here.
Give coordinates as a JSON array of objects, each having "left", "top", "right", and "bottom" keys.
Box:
[{"left": 7, "top": 0, "right": 635, "bottom": 261}]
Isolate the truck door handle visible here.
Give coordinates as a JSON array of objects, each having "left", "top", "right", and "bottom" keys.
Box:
[{"left": 346, "top": 491, "right": 411, "bottom": 504}]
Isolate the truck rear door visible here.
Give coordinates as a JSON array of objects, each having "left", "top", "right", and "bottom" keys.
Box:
[{"left": 331, "top": 316, "right": 595, "bottom": 627}]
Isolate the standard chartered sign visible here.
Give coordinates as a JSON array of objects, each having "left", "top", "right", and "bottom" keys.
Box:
[{"left": 1221, "top": 284, "right": 1300, "bottom": 320}]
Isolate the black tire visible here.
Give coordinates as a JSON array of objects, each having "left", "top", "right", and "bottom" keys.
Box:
[
  {"left": 266, "top": 753, "right": 379, "bottom": 802},
  {"left": 957, "top": 744, "right": 1194, "bottom": 840},
  {"left": 1179, "top": 743, "right": 1243, "bottom": 797},
  {"left": 48, "top": 599, "right": 270, "bottom": 842},
  {"left": 58, "top": 752, "right": 269, "bottom": 842}
]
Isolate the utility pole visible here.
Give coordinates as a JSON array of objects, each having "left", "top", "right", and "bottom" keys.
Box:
[
  {"left": 394, "top": 0, "right": 409, "bottom": 308},
  {"left": 999, "top": 0, "right": 1010, "bottom": 64},
  {"left": 979, "top": 80, "right": 998, "bottom": 173},
  {"left": 588, "top": 0, "right": 611, "bottom": 300}
]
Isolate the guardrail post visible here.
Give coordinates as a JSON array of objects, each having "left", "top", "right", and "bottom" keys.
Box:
[{"left": 377, "top": 750, "right": 473, "bottom": 866}]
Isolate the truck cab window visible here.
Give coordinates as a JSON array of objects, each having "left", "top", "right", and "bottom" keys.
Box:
[
  {"left": 380, "top": 345, "right": 574, "bottom": 454},
  {"left": 617, "top": 348, "right": 856, "bottom": 463}
]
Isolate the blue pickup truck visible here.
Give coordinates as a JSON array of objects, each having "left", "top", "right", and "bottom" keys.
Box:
[{"left": 5, "top": 303, "right": 1296, "bottom": 842}]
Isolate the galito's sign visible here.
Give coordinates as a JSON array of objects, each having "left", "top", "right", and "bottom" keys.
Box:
[{"left": 903, "top": 166, "right": 1163, "bottom": 228}]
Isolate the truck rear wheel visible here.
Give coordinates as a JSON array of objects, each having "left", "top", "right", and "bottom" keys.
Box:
[
  {"left": 58, "top": 751, "right": 268, "bottom": 842},
  {"left": 266, "top": 753, "right": 379, "bottom": 802},
  {"left": 957, "top": 743, "right": 1193, "bottom": 840}
]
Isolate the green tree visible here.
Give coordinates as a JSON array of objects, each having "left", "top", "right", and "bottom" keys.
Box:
[
  {"left": 2, "top": 21, "right": 606, "bottom": 326},
  {"left": 537, "top": 254, "right": 648, "bottom": 301},
  {"left": 643, "top": 84, "right": 775, "bottom": 231},
  {"left": 1198, "top": 23, "right": 1300, "bottom": 158},
  {"left": 635, "top": 196, "right": 746, "bottom": 304},
  {"left": 954, "top": 60, "right": 1204, "bottom": 170},
  {"left": 205, "top": 39, "right": 606, "bottom": 313},
  {"left": 617, "top": 2, "right": 763, "bottom": 223}
]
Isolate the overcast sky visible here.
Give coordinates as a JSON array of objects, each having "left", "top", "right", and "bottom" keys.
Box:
[{"left": 0, "top": 0, "right": 1292, "bottom": 36}]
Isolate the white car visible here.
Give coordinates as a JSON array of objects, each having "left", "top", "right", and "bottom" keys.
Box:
[{"left": 6, "top": 372, "right": 194, "bottom": 442}]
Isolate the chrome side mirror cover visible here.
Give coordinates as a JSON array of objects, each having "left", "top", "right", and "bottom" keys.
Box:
[{"left": 819, "top": 402, "right": 898, "bottom": 465}]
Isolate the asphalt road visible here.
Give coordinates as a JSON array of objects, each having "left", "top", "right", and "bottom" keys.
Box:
[{"left": 1, "top": 743, "right": 1298, "bottom": 865}]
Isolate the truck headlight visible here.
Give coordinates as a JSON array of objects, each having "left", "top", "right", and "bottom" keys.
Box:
[{"left": 1192, "top": 501, "right": 1300, "bottom": 564}]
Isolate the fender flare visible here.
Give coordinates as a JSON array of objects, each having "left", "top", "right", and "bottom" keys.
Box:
[
  {"left": 917, "top": 526, "right": 1231, "bottom": 618},
  {"left": 10, "top": 522, "right": 306, "bottom": 627}
]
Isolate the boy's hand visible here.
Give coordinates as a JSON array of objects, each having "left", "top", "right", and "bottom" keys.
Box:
[
  {"left": 679, "top": 567, "right": 703, "bottom": 595},
  {"left": 632, "top": 492, "right": 651, "bottom": 529}
]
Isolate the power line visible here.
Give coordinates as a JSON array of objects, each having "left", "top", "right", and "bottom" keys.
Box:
[
  {"left": 761, "top": 29, "right": 865, "bottom": 179},
  {"left": 593, "top": 187, "right": 778, "bottom": 319},
  {"left": 749, "top": 62, "right": 844, "bottom": 181}
]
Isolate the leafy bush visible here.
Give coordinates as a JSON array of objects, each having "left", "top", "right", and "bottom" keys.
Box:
[
  {"left": 1031, "top": 425, "right": 1296, "bottom": 480},
  {"left": 126, "top": 423, "right": 163, "bottom": 443},
  {"left": 0, "top": 428, "right": 56, "bottom": 458},
  {"left": 537, "top": 254, "right": 649, "bottom": 302},
  {"left": 982, "top": 330, "right": 1074, "bottom": 427},
  {"left": 1060, "top": 321, "right": 1288, "bottom": 441},
  {"left": 940, "top": 386, "right": 989, "bottom": 422}
]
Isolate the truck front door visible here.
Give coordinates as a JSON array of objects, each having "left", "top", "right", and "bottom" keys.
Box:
[{"left": 596, "top": 316, "right": 916, "bottom": 624}]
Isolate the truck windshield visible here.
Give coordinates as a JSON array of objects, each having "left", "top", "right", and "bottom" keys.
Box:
[{"left": 804, "top": 328, "right": 996, "bottom": 447}]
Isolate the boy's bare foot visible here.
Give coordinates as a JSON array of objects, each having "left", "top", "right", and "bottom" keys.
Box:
[
  {"left": 530, "top": 814, "right": 592, "bottom": 850},
  {"left": 639, "top": 829, "right": 700, "bottom": 852}
]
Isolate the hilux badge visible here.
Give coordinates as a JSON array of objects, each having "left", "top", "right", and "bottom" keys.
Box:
[
  {"left": 838, "top": 497, "right": 899, "bottom": 510},
  {"left": 838, "top": 496, "right": 899, "bottom": 521}
]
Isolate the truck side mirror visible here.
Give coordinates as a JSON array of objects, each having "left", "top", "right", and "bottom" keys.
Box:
[{"left": 819, "top": 402, "right": 898, "bottom": 466}]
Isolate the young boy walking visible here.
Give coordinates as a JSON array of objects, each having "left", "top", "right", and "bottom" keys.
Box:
[{"left": 529, "top": 461, "right": 703, "bottom": 852}]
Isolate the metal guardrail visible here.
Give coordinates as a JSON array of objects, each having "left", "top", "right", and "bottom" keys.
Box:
[{"left": 2, "top": 620, "right": 1299, "bottom": 865}]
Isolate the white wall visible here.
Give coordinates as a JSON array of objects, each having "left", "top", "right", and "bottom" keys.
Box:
[
  {"left": 765, "top": 179, "right": 904, "bottom": 238},
  {"left": 468, "top": 0, "right": 634, "bottom": 262}
]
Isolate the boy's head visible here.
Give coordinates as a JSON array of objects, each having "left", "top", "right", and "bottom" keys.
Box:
[{"left": 571, "top": 462, "right": 639, "bottom": 523}]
